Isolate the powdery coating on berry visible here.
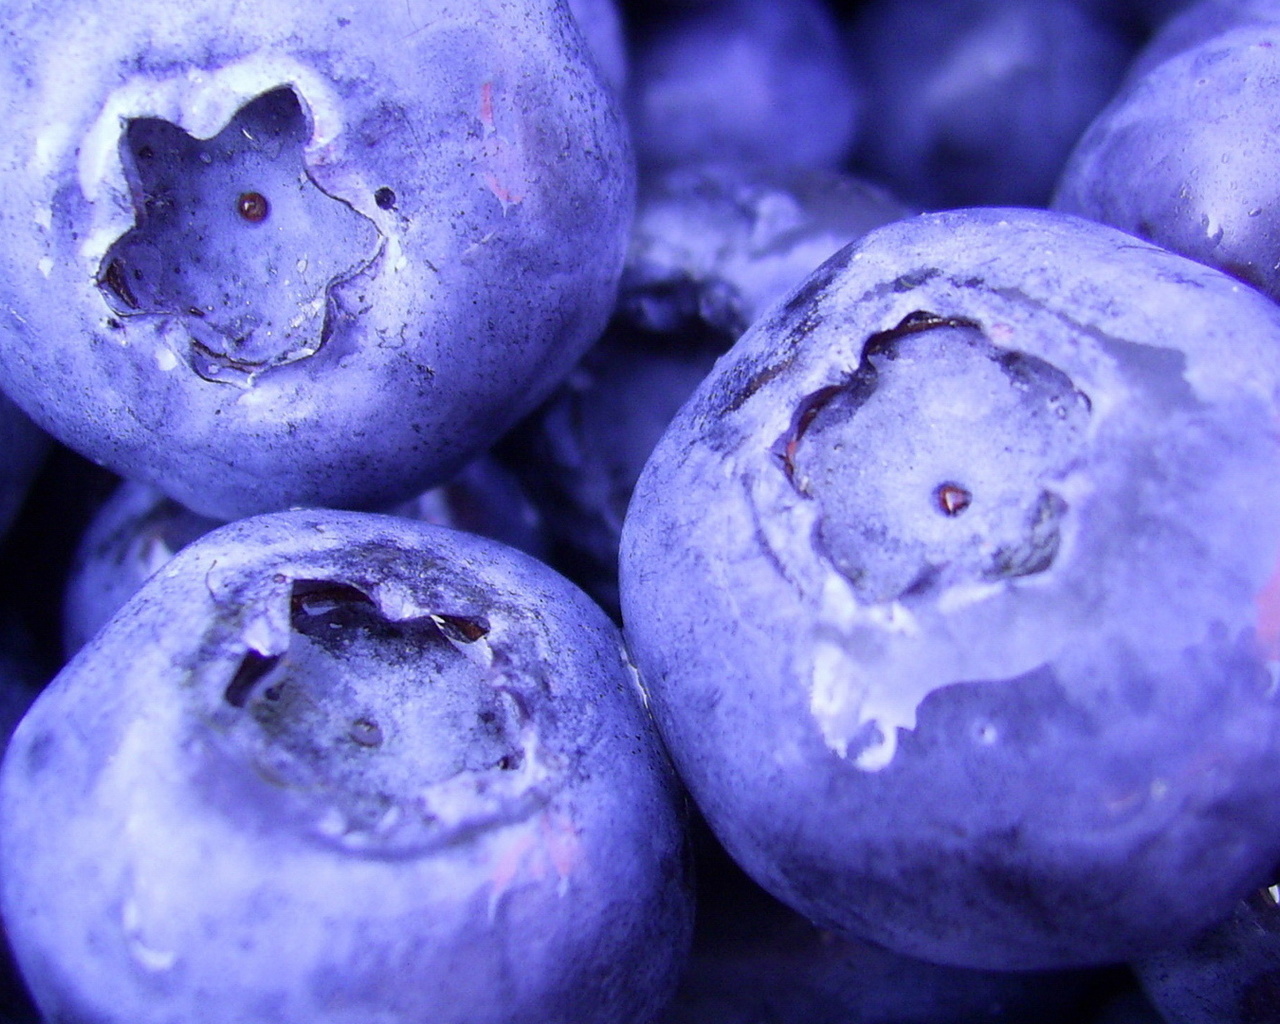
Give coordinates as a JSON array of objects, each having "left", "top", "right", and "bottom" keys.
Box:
[
  {"left": 1054, "top": 24, "right": 1280, "bottom": 304},
  {"left": 566, "top": 0, "right": 628, "bottom": 94}
]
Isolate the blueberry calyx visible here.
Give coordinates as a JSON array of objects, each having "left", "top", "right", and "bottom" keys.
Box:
[
  {"left": 782, "top": 310, "right": 1090, "bottom": 604},
  {"left": 97, "top": 87, "right": 382, "bottom": 385},
  {"left": 205, "top": 574, "right": 560, "bottom": 857}
]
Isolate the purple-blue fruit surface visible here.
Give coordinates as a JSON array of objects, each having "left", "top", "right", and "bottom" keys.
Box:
[
  {"left": 568, "top": 0, "right": 629, "bottom": 94},
  {"left": 2, "top": 509, "right": 692, "bottom": 1023},
  {"left": 0, "top": 615, "right": 49, "bottom": 1024},
  {"left": 1054, "top": 20, "right": 1280, "bottom": 304},
  {"left": 659, "top": 826, "right": 1108, "bottom": 1024},
  {"left": 0, "top": 0, "right": 633, "bottom": 520},
  {"left": 1115, "top": 0, "right": 1280, "bottom": 82},
  {"left": 621, "top": 163, "right": 912, "bottom": 340},
  {"left": 621, "top": 206, "right": 1280, "bottom": 971},
  {"left": 60, "top": 479, "right": 221, "bottom": 657}
]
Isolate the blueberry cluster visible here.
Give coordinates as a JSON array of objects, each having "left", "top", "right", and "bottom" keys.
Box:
[{"left": 2, "top": 1, "right": 1280, "bottom": 1022}]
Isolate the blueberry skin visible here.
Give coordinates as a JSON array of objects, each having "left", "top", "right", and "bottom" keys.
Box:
[
  {"left": 620, "top": 207, "right": 1280, "bottom": 970},
  {"left": 2, "top": 509, "right": 692, "bottom": 1023},
  {"left": 1117, "top": 0, "right": 1280, "bottom": 82},
  {"left": 1054, "top": 22, "right": 1280, "bottom": 303},
  {"left": 851, "top": 0, "right": 1131, "bottom": 209},
  {"left": 60, "top": 480, "right": 221, "bottom": 657},
  {"left": 627, "top": 0, "right": 860, "bottom": 171},
  {"left": 0, "top": 617, "right": 47, "bottom": 1024},
  {"left": 0, "top": 0, "right": 633, "bottom": 520},
  {"left": 508, "top": 328, "right": 720, "bottom": 618}
]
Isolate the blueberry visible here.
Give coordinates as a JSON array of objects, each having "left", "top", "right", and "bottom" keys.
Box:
[
  {"left": 0, "top": 0, "right": 634, "bottom": 520},
  {"left": 850, "top": 0, "right": 1132, "bottom": 209},
  {"left": 1116, "top": 0, "right": 1277, "bottom": 82},
  {"left": 60, "top": 481, "right": 224, "bottom": 657},
  {"left": 627, "top": 0, "right": 861, "bottom": 170},
  {"left": 3, "top": 509, "right": 692, "bottom": 1023},
  {"left": 620, "top": 207, "right": 1280, "bottom": 970},
  {"left": 1054, "top": 21, "right": 1280, "bottom": 302},
  {"left": 388, "top": 453, "right": 548, "bottom": 564},
  {"left": 0, "top": 615, "right": 48, "bottom": 1024}
]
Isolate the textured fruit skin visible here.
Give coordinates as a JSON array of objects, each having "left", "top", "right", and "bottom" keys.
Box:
[
  {"left": 1117, "top": 0, "right": 1280, "bottom": 83},
  {"left": 620, "top": 207, "right": 1280, "bottom": 971},
  {"left": 657, "top": 831, "right": 1105, "bottom": 1024},
  {"left": 1054, "top": 21, "right": 1280, "bottom": 304},
  {"left": 621, "top": 163, "right": 912, "bottom": 341},
  {"left": 566, "top": 0, "right": 628, "bottom": 94},
  {"left": 0, "top": 0, "right": 633, "bottom": 520},
  {"left": 1, "top": 509, "right": 691, "bottom": 1024}
]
